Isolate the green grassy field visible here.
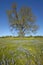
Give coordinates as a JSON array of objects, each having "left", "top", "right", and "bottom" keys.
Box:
[{"left": 0, "top": 37, "right": 43, "bottom": 65}]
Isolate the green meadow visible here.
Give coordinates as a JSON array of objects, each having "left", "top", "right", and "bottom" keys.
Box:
[{"left": 0, "top": 36, "right": 43, "bottom": 65}]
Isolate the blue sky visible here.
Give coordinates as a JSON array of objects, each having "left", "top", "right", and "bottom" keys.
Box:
[{"left": 0, "top": 0, "right": 43, "bottom": 36}]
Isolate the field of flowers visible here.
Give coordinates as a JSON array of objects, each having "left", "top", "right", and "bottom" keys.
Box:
[{"left": 0, "top": 37, "right": 43, "bottom": 65}]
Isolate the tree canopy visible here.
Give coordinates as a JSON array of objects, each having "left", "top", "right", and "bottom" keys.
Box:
[{"left": 7, "top": 3, "right": 38, "bottom": 37}]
